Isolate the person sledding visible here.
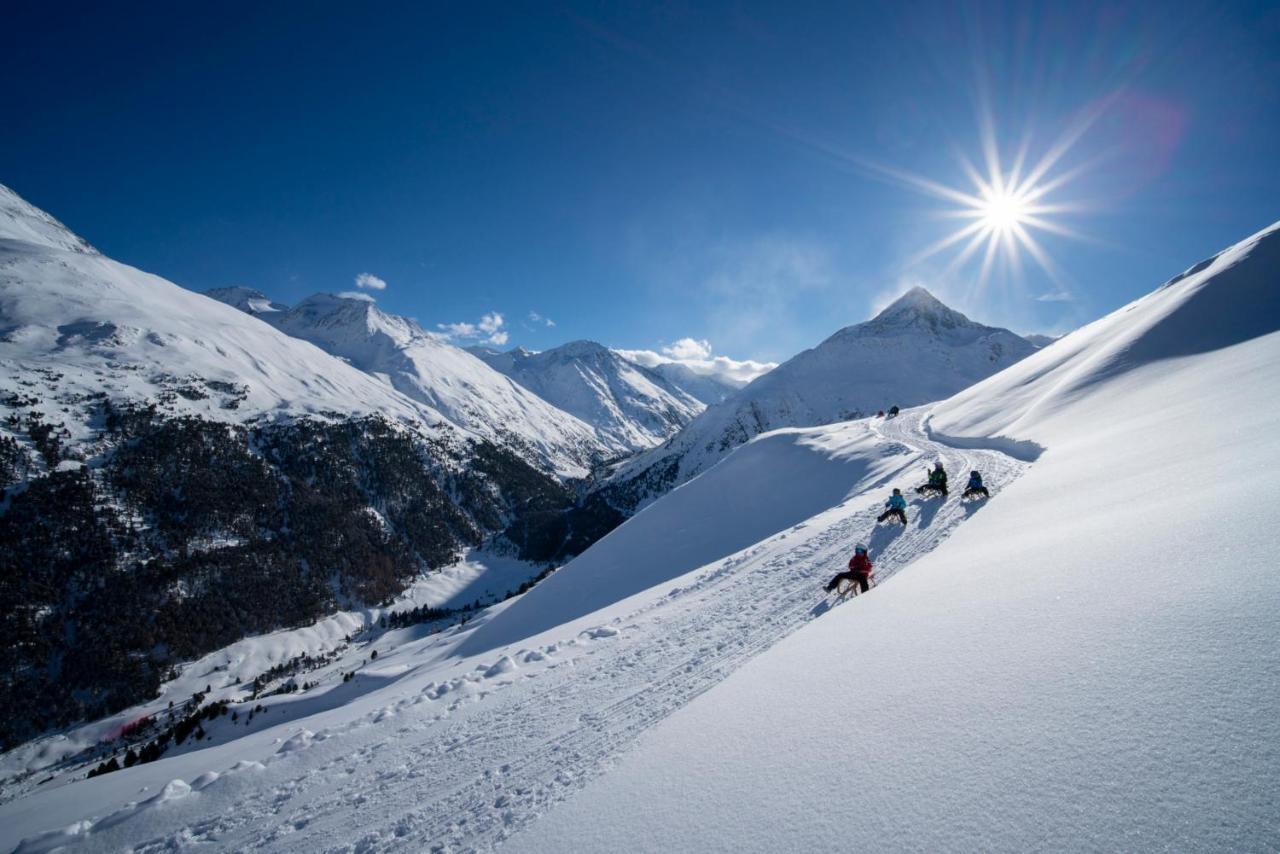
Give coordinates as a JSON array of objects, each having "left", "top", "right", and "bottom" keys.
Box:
[
  {"left": 915, "top": 461, "right": 948, "bottom": 497},
  {"left": 877, "top": 488, "right": 908, "bottom": 525},
  {"left": 962, "top": 470, "right": 989, "bottom": 499},
  {"left": 824, "top": 544, "right": 874, "bottom": 596}
]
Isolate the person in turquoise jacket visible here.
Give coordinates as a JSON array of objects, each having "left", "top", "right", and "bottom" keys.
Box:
[{"left": 877, "top": 488, "right": 908, "bottom": 525}]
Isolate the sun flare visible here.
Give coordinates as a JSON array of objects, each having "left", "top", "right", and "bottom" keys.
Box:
[{"left": 978, "top": 188, "right": 1029, "bottom": 234}]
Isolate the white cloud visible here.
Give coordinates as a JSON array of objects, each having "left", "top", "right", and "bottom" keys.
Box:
[
  {"left": 438, "top": 321, "right": 478, "bottom": 337},
  {"left": 661, "top": 337, "right": 712, "bottom": 360},
  {"left": 1036, "top": 290, "right": 1074, "bottom": 302},
  {"left": 616, "top": 340, "right": 777, "bottom": 388},
  {"left": 354, "top": 272, "right": 387, "bottom": 291},
  {"left": 337, "top": 291, "right": 376, "bottom": 302},
  {"left": 529, "top": 311, "right": 556, "bottom": 328},
  {"left": 437, "top": 312, "right": 508, "bottom": 347}
]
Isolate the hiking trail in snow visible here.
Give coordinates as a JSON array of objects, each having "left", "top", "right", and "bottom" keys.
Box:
[{"left": 13, "top": 410, "right": 1029, "bottom": 854}]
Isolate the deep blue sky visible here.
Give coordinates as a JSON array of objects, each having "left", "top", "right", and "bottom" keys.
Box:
[{"left": 4, "top": 1, "right": 1278, "bottom": 361}]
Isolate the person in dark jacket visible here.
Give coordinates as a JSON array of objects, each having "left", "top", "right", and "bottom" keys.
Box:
[
  {"left": 824, "top": 544, "right": 874, "bottom": 595},
  {"left": 962, "top": 470, "right": 989, "bottom": 499},
  {"left": 877, "top": 488, "right": 908, "bottom": 524},
  {"left": 916, "top": 461, "right": 948, "bottom": 496}
]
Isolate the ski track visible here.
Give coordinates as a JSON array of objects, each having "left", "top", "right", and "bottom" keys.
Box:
[{"left": 56, "top": 411, "right": 1028, "bottom": 854}]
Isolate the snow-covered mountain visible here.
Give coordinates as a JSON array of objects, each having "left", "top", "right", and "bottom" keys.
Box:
[
  {"left": 471, "top": 340, "right": 704, "bottom": 455},
  {"left": 5, "top": 219, "right": 1275, "bottom": 854},
  {"left": 203, "top": 285, "right": 289, "bottom": 316},
  {"left": 0, "top": 194, "right": 449, "bottom": 436},
  {"left": 228, "top": 293, "right": 608, "bottom": 478},
  {"left": 633, "top": 359, "right": 742, "bottom": 405},
  {"left": 0, "top": 185, "right": 598, "bottom": 754},
  {"left": 603, "top": 287, "right": 1037, "bottom": 510},
  {"left": 1022, "top": 332, "right": 1059, "bottom": 348}
]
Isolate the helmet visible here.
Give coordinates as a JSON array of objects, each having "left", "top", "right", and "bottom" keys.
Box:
[
  {"left": 892, "top": 487, "right": 901, "bottom": 495},
  {"left": 855, "top": 543, "right": 867, "bottom": 553},
  {"left": 934, "top": 461, "right": 944, "bottom": 469},
  {"left": 971, "top": 470, "right": 980, "bottom": 478}
]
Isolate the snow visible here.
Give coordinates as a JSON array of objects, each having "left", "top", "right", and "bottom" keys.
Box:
[
  {"left": 0, "top": 183, "right": 96, "bottom": 255},
  {"left": 608, "top": 286, "right": 1036, "bottom": 508},
  {"left": 474, "top": 340, "right": 705, "bottom": 455},
  {"left": 505, "top": 222, "right": 1280, "bottom": 853},
  {"left": 203, "top": 286, "right": 289, "bottom": 315},
  {"left": 256, "top": 293, "right": 607, "bottom": 477},
  {"left": 0, "top": 550, "right": 548, "bottom": 795},
  {"left": 0, "top": 200, "right": 458, "bottom": 443},
  {"left": 1, "top": 192, "right": 1276, "bottom": 852}
]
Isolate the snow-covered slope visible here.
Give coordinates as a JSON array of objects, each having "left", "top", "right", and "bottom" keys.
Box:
[
  {"left": 251, "top": 294, "right": 606, "bottom": 477},
  {"left": 203, "top": 286, "right": 288, "bottom": 316},
  {"left": 0, "top": 183, "right": 96, "bottom": 255},
  {"left": 505, "top": 221, "right": 1280, "bottom": 853},
  {"left": 0, "top": 196, "right": 450, "bottom": 438},
  {"left": 3, "top": 204, "right": 1276, "bottom": 852},
  {"left": 605, "top": 287, "right": 1035, "bottom": 509},
  {"left": 473, "top": 340, "right": 704, "bottom": 455},
  {"left": 636, "top": 359, "right": 741, "bottom": 405}
]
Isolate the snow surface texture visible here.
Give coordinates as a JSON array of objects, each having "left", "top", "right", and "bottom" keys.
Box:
[
  {"left": 607, "top": 286, "right": 1036, "bottom": 508},
  {"left": 506, "top": 222, "right": 1280, "bottom": 853},
  {"left": 472, "top": 340, "right": 704, "bottom": 455},
  {"left": 1, "top": 409, "right": 1024, "bottom": 852},
  {"left": 0, "top": 551, "right": 546, "bottom": 798}
]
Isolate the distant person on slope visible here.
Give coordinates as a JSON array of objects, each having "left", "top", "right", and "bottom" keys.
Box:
[
  {"left": 962, "top": 470, "right": 989, "bottom": 499},
  {"left": 877, "top": 488, "right": 908, "bottom": 525},
  {"left": 887, "top": 405, "right": 900, "bottom": 417},
  {"left": 916, "top": 461, "right": 948, "bottom": 496},
  {"left": 824, "top": 544, "right": 874, "bottom": 595}
]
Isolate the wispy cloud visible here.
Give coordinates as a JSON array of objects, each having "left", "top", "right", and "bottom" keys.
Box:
[
  {"left": 437, "top": 311, "right": 508, "bottom": 346},
  {"left": 354, "top": 272, "right": 387, "bottom": 291},
  {"left": 1036, "top": 290, "right": 1074, "bottom": 302},
  {"left": 337, "top": 291, "right": 377, "bottom": 302},
  {"left": 528, "top": 311, "right": 556, "bottom": 328}
]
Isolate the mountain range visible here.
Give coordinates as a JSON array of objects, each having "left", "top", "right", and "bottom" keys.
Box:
[
  {"left": 599, "top": 286, "right": 1038, "bottom": 511},
  {"left": 0, "top": 181, "right": 1039, "bottom": 752}
]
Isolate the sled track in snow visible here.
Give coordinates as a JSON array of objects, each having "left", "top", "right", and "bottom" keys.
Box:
[{"left": 74, "top": 411, "right": 1029, "bottom": 854}]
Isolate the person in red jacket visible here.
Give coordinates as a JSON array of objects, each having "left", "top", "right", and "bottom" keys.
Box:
[{"left": 824, "top": 544, "right": 874, "bottom": 595}]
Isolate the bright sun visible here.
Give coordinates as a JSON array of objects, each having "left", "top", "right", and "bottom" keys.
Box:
[
  {"left": 979, "top": 189, "right": 1029, "bottom": 234},
  {"left": 860, "top": 109, "right": 1097, "bottom": 295}
]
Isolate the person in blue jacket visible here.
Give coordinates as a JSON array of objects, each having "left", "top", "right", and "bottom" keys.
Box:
[
  {"left": 962, "top": 470, "right": 989, "bottom": 499},
  {"left": 877, "top": 488, "right": 908, "bottom": 525}
]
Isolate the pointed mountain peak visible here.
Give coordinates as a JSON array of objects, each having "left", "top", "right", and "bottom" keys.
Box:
[
  {"left": 0, "top": 183, "right": 97, "bottom": 254},
  {"left": 865, "top": 287, "right": 979, "bottom": 333},
  {"left": 877, "top": 286, "right": 950, "bottom": 316}
]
